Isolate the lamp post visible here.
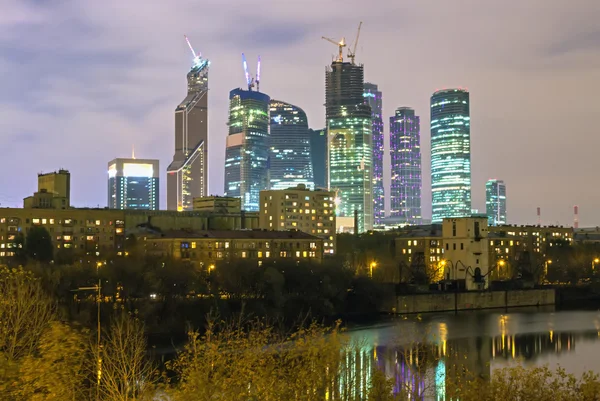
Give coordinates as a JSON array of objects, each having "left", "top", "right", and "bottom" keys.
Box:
[
  {"left": 497, "top": 260, "right": 506, "bottom": 280},
  {"left": 369, "top": 261, "right": 377, "bottom": 278},
  {"left": 592, "top": 258, "right": 599, "bottom": 271},
  {"left": 544, "top": 260, "right": 552, "bottom": 283}
]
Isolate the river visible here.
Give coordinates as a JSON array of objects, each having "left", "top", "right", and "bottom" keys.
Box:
[{"left": 345, "top": 307, "right": 600, "bottom": 399}]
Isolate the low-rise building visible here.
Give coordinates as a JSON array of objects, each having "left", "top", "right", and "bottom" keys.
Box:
[
  {"left": 259, "top": 185, "right": 336, "bottom": 255},
  {"left": 395, "top": 219, "right": 574, "bottom": 287},
  {"left": 193, "top": 196, "right": 242, "bottom": 213},
  {"left": 144, "top": 229, "right": 323, "bottom": 266},
  {"left": 24, "top": 169, "right": 70, "bottom": 209}
]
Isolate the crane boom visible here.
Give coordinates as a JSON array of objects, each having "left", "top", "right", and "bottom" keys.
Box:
[
  {"left": 348, "top": 21, "right": 363, "bottom": 64},
  {"left": 321, "top": 36, "right": 346, "bottom": 63},
  {"left": 256, "top": 55, "right": 261, "bottom": 92},
  {"left": 242, "top": 53, "right": 251, "bottom": 90}
]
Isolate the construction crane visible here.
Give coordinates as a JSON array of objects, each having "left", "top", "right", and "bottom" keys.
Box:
[
  {"left": 241, "top": 53, "right": 261, "bottom": 91},
  {"left": 347, "top": 21, "right": 362, "bottom": 64},
  {"left": 322, "top": 36, "right": 346, "bottom": 63},
  {"left": 184, "top": 34, "right": 201, "bottom": 60}
]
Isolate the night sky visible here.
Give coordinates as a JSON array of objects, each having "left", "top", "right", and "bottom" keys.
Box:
[{"left": 1, "top": 0, "right": 599, "bottom": 226}]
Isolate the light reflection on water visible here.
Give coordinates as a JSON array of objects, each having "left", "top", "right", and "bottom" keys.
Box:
[{"left": 346, "top": 308, "right": 600, "bottom": 399}]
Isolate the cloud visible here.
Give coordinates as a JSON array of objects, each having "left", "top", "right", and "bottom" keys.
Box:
[{"left": 1, "top": 0, "right": 600, "bottom": 225}]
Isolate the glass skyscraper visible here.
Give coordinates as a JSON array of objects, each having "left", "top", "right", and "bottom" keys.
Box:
[
  {"left": 486, "top": 179, "right": 507, "bottom": 226},
  {"left": 363, "top": 83, "right": 384, "bottom": 225},
  {"left": 309, "top": 128, "right": 327, "bottom": 189},
  {"left": 108, "top": 158, "right": 159, "bottom": 210},
  {"left": 390, "top": 107, "right": 421, "bottom": 225},
  {"left": 326, "top": 61, "right": 373, "bottom": 233},
  {"left": 269, "top": 100, "right": 314, "bottom": 190},
  {"left": 430, "top": 89, "right": 471, "bottom": 223},
  {"left": 224, "top": 88, "right": 270, "bottom": 211},
  {"left": 167, "top": 50, "right": 210, "bottom": 211}
]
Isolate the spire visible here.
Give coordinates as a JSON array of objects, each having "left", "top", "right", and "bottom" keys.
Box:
[{"left": 132, "top": 144, "right": 136, "bottom": 159}]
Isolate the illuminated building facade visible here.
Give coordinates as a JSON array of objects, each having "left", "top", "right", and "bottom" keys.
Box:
[
  {"left": 486, "top": 179, "right": 507, "bottom": 226},
  {"left": 269, "top": 100, "right": 314, "bottom": 190},
  {"left": 430, "top": 89, "right": 471, "bottom": 223},
  {"left": 224, "top": 89, "right": 270, "bottom": 211},
  {"left": 309, "top": 128, "right": 327, "bottom": 189},
  {"left": 108, "top": 158, "right": 159, "bottom": 210},
  {"left": 363, "top": 82, "right": 384, "bottom": 224},
  {"left": 326, "top": 61, "right": 373, "bottom": 233},
  {"left": 259, "top": 184, "right": 336, "bottom": 255},
  {"left": 167, "top": 50, "right": 210, "bottom": 211},
  {"left": 390, "top": 107, "right": 421, "bottom": 225}
]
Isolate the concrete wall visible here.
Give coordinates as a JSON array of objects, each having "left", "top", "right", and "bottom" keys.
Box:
[{"left": 391, "top": 289, "right": 555, "bottom": 314}]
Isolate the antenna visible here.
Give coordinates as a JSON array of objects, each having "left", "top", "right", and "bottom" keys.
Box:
[
  {"left": 348, "top": 21, "right": 363, "bottom": 64},
  {"left": 184, "top": 35, "right": 200, "bottom": 58},
  {"left": 256, "top": 55, "right": 261, "bottom": 92},
  {"left": 132, "top": 144, "right": 135, "bottom": 159}
]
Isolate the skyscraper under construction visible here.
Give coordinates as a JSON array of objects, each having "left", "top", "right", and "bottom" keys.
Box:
[
  {"left": 325, "top": 53, "right": 373, "bottom": 232},
  {"left": 167, "top": 37, "right": 210, "bottom": 211}
]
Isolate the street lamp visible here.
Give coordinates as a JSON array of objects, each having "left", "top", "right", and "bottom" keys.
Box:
[
  {"left": 544, "top": 259, "right": 552, "bottom": 280},
  {"left": 497, "top": 260, "right": 506, "bottom": 280},
  {"left": 593, "top": 258, "right": 599, "bottom": 271},
  {"left": 369, "top": 261, "right": 377, "bottom": 277}
]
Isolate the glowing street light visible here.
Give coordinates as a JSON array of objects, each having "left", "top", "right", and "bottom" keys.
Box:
[
  {"left": 593, "top": 258, "right": 599, "bottom": 271},
  {"left": 369, "top": 261, "right": 377, "bottom": 277}
]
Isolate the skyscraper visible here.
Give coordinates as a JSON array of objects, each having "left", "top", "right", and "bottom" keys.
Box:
[
  {"left": 167, "top": 41, "right": 209, "bottom": 211},
  {"left": 430, "top": 89, "right": 471, "bottom": 223},
  {"left": 326, "top": 61, "right": 373, "bottom": 233},
  {"left": 269, "top": 100, "right": 314, "bottom": 190},
  {"left": 486, "top": 179, "right": 507, "bottom": 226},
  {"left": 224, "top": 88, "right": 270, "bottom": 211},
  {"left": 108, "top": 158, "right": 159, "bottom": 210},
  {"left": 390, "top": 107, "right": 421, "bottom": 225},
  {"left": 309, "top": 128, "right": 327, "bottom": 189},
  {"left": 363, "top": 82, "right": 384, "bottom": 225}
]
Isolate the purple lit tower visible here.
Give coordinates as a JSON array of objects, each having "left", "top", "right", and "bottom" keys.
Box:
[
  {"left": 363, "top": 83, "right": 384, "bottom": 225},
  {"left": 390, "top": 107, "right": 421, "bottom": 225}
]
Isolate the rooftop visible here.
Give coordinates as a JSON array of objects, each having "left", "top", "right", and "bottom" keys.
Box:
[{"left": 150, "top": 229, "right": 320, "bottom": 240}]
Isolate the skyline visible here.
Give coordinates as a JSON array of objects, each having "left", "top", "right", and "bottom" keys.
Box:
[{"left": 1, "top": 1, "right": 599, "bottom": 226}]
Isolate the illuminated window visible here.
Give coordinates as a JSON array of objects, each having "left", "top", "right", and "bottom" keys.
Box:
[
  {"left": 49, "top": 219, "right": 54, "bottom": 224},
  {"left": 266, "top": 251, "right": 270, "bottom": 258},
  {"left": 225, "top": 242, "right": 230, "bottom": 249},
  {"left": 87, "top": 236, "right": 94, "bottom": 241},
  {"left": 258, "top": 251, "right": 263, "bottom": 258},
  {"left": 116, "top": 228, "right": 123, "bottom": 234},
  {"left": 302, "top": 251, "right": 307, "bottom": 257},
  {"left": 96, "top": 220, "right": 101, "bottom": 225},
  {"left": 295, "top": 251, "right": 300, "bottom": 257},
  {"left": 32, "top": 218, "right": 40, "bottom": 224},
  {"left": 241, "top": 251, "right": 247, "bottom": 258},
  {"left": 42, "top": 219, "right": 47, "bottom": 224},
  {"left": 191, "top": 242, "right": 197, "bottom": 249},
  {"left": 63, "top": 235, "right": 72, "bottom": 241}
]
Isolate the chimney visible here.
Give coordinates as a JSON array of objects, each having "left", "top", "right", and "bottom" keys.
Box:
[{"left": 574, "top": 205, "right": 579, "bottom": 229}]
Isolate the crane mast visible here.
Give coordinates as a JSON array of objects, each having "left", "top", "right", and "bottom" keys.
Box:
[
  {"left": 241, "top": 53, "right": 261, "bottom": 91},
  {"left": 321, "top": 36, "right": 346, "bottom": 63}
]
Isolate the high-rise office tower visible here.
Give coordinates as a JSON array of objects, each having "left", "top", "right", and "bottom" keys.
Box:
[
  {"left": 269, "top": 100, "right": 314, "bottom": 190},
  {"left": 430, "top": 89, "right": 471, "bottom": 223},
  {"left": 224, "top": 89, "right": 271, "bottom": 211},
  {"left": 326, "top": 61, "right": 373, "bottom": 233},
  {"left": 167, "top": 38, "right": 209, "bottom": 211},
  {"left": 309, "top": 128, "right": 327, "bottom": 189},
  {"left": 363, "top": 82, "right": 384, "bottom": 225},
  {"left": 390, "top": 107, "right": 422, "bottom": 225},
  {"left": 486, "top": 179, "right": 507, "bottom": 226},
  {"left": 108, "top": 158, "right": 159, "bottom": 210}
]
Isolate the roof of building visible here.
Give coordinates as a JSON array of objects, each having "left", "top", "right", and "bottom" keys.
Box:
[{"left": 149, "top": 229, "right": 321, "bottom": 240}]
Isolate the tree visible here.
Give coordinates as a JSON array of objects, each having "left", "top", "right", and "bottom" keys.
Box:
[
  {"left": 99, "top": 312, "right": 156, "bottom": 401},
  {"left": 16, "top": 322, "right": 91, "bottom": 401},
  {"left": 25, "top": 226, "right": 54, "bottom": 263}
]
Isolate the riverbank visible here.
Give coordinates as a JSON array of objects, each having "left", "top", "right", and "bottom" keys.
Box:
[{"left": 382, "top": 289, "right": 555, "bottom": 314}]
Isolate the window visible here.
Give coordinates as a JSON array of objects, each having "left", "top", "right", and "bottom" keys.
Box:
[
  {"left": 42, "top": 219, "right": 47, "bottom": 224},
  {"left": 460, "top": 243, "right": 464, "bottom": 250},
  {"left": 191, "top": 242, "right": 197, "bottom": 249},
  {"left": 445, "top": 243, "right": 449, "bottom": 250},
  {"left": 453, "top": 243, "right": 456, "bottom": 250},
  {"left": 96, "top": 220, "right": 101, "bottom": 226},
  {"left": 32, "top": 218, "right": 40, "bottom": 224},
  {"left": 87, "top": 235, "right": 94, "bottom": 241},
  {"left": 295, "top": 251, "right": 300, "bottom": 257},
  {"left": 241, "top": 251, "right": 247, "bottom": 258},
  {"left": 258, "top": 251, "right": 263, "bottom": 258},
  {"left": 63, "top": 235, "right": 72, "bottom": 241},
  {"left": 452, "top": 222, "right": 456, "bottom": 236}
]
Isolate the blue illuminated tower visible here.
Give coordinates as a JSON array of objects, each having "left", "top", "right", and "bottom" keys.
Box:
[
  {"left": 224, "top": 54, "right": 270, "bottom": 211},
  {"left": 390, "top": 107, "right": 421, "bottom": 225},
  {"left": 269, "top": 100, "right": 314, "bottom": 190},
  {"left": 430, "top": 89, "right": 471, "bottom": 223},
  {"left": 363, "top": 83, "right": 384, "bottom": 225},
  {"left": 486, "top": 179, "right": 506, "bottom": 226}
]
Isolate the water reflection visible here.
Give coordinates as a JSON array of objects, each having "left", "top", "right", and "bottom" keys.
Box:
[{"left": 347, "top": 309, "right": 600, "bottom": 399}]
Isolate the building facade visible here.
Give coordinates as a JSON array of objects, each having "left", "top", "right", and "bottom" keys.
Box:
[
  {"left": 108, "top": 158, "right": 159, "bottom": 210},
  {"left": 326, "top": 61, "right": 373, "bottom": 233},
  {"left": 363, "top": 83, "right": 384, "bottom": 225},
  {"left": 24, "top": 169, "right": 71, "bottom": 209},
  {"left": 259, "top": 184, "right": 336, "bottom": 255},
  {"left": 144, "top": 229, "right": 324, "bottom": 266},
  {"left": 309, "top": 128, "right": 327, "bottom": 189},
  {"left": 269, "top": 100, "right": 314, "bottom": 190},
  {"left": 224, "top": 89, "right": 271, "bottom": 212},
  {"left": 193, "top": 196, "right": 241, "bottom": 214},
  {"left": 167, "top": 51, "right": 210, "bottom": 211},
  {"left": 430, "top": 89, "right": 471, "bottom": 223},
  {"left": 389, "top": 107, "right": 421, "bottom": 225},
  {"left": 486, "top": 179, "right": 507, "bottom": 226}
]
